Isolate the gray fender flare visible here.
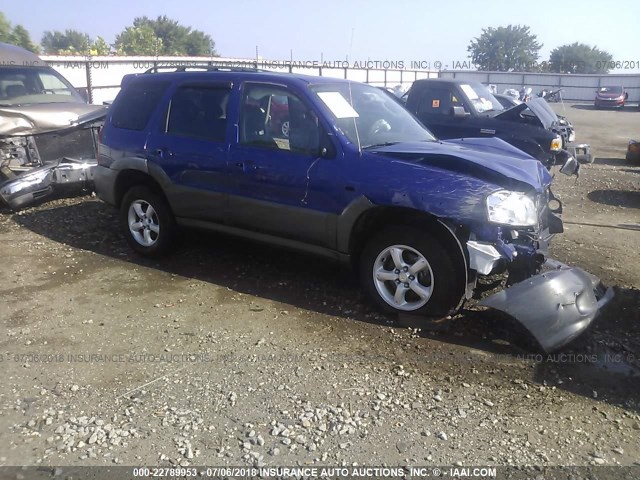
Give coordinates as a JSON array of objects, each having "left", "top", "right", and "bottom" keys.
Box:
[{"left": 336, "top": 196, "right": 375, "bottom": 253}]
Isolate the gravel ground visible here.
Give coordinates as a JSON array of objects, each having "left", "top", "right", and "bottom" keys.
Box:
[{"left": 0, "top": 102, "right": 638, "bottom": 470}]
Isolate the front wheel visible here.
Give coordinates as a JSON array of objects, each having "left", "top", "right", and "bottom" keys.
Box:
[
  {"left": 120, "top": 186, "right": 178, "bottom": 257},
  {"left": 359, "top": 227, "right": 461, "bottom": 317}
]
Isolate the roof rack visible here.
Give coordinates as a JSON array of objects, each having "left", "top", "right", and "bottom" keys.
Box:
[{"left": 143, "top": 64, "right": 267, "bottom": 74}]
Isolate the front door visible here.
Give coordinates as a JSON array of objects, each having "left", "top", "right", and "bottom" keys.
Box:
[{"left": 227, "top": 82, "right": 336, "bottom": 248}]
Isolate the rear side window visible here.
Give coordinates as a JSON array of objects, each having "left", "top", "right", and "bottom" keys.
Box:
[
  {"left": 111, "top": 81, "right": 170, "bottom": 131},
  {"left": 166, "top": 85, "right": 230, "bottom": 142}
]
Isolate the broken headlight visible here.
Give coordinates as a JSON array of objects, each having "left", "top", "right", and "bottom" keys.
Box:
[{"left": 486, "top": 190, "right": 537, "bottom": 227}]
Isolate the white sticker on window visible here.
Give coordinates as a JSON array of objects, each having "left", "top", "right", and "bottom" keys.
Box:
[
  {"left": 317, "top": 91, "right": 360, "bottom": 118},
  {"left": 460, "top": 84, "right": 479, "bottom": 100}
]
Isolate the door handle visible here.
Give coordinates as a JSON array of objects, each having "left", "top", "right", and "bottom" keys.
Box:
[
  {"left": 235, "top": 161, "right": 258, "bottom": 171},
  {"left": 155, "top": 148, "right": 173, "bottom": 158}
]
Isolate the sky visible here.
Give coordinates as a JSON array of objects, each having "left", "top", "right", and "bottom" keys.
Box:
[{"left": 2, "top": 0, "right": 639, "bottom": 71}]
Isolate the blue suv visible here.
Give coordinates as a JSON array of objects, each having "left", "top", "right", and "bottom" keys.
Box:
[{"left": 94, "top": 68, "right": 613, "bottom": 352}]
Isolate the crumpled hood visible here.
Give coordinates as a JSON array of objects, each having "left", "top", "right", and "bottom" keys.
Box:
[
  {"left": 368, "top": 137, "right": 551, "bottom": 192},
  {"left": 0, "top": 103, "right": 108, "bottom": 136},
  {"left": 494, "top": 97, "right": 556, "bottom": 130}
]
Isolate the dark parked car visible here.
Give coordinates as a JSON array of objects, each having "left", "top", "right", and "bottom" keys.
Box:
[
  {"left": 94, "top": 69, "right": 612, "bottom": 352},
  {"left": 0, "top": 42, "right": 107, "bottom": 210},
  {"left": 494, "top": 93, "right": 523, "bottom": 110},
  {"left": 493, "top": 94, "right": 594, "bottom": 163},
  {"left": 627, "top": 140, "right": 640, "bottom": 162},
  {"left": 594, "top": 86, "right": 628, "bottom": 108},
  {"left": 403, "top": 79, "right": 589, "bottom": 168}
]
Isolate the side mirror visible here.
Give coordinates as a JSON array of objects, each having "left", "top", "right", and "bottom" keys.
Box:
[
  {"left": 560, "top": 155, "right": 579, "bottom": 176},
  {"left": 451, "top": 106, "right": 468, "bottom": 118},
  {"left": 319, "top": 132, "right": 336, "bottom": 159},
  {"left": 76, "top": 87, "right": 89, "bottom": 103},
  {"left": 624, "top": 92, "right": 629, "bottom": 100}
]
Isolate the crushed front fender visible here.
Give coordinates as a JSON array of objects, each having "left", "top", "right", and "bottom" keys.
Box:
[
  {"left": 479, "top": 259, "right": 614, "bottom": 352},
  {"left": 0, "top": 158, "right": 96, "bottom": 210}
]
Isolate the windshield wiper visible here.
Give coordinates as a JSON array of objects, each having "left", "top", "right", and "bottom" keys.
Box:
[{"left": 363, "top": 141, "right": 400, "bottom": 149}]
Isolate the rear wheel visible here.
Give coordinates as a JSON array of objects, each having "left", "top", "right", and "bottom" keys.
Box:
[
  {"left": 359, "top": 227, "right": 461, "bottom": 317},
  {"left": 120, "top": 186, "right": 178, "bottom": 257}
]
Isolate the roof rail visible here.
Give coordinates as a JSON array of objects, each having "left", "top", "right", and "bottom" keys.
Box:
[{"left": 143, "top": 64, "right": 266, "bottom": 74}]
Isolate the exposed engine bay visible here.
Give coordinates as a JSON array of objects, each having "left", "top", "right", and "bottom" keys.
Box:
[{"left": 0, "top": 104, "right": 106, "bottom": 210}]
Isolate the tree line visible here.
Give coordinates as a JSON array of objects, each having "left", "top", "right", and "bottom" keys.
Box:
[
  {"left": 467, "top": 25, "right": 614, "bottom": 74},
  {"left": 0, "top": 12, "right": 218, "bottom": 57},
  {"left": 1, "top": 12, "right": 613, "bottom": 74}
]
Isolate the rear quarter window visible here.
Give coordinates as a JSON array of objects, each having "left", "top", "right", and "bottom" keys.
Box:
[{"left": 111, "top": 80, "right": 170, "bottom": 131}]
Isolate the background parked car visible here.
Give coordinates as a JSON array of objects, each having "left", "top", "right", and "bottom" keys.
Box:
[
  {"left": 403, "top": 79, "right": 583, "bottom": 169},
  {"left": 0, "top": 42, "right": 107, "bottom": 210},
  {"left": 494, "top": 93, "right": 522, "bottom": 109},
  {"left": 594, "top": 86, "right": 628, "bottom": 109},
  {"left": 627, "top": 140, "right": 640, "bottom": 162}
]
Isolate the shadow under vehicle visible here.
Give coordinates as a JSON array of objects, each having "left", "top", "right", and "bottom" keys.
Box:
[{"left": 0, "top": 42, "right": 107, "bottom": 210}]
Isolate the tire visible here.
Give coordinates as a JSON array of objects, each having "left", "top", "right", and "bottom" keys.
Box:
[
  {"left": 120, "top": 185, "right": 178, "bottom": 257},
  {"left": 359, "top": 226, "right": 462, "bottom": 318}
]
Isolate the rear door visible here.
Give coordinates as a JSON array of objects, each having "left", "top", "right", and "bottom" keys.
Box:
[{"left": 146, "top": 81, "right": 233, "bottom": 222}]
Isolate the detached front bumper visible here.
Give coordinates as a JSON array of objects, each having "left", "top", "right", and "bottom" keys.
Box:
[
  {"left": 555, "top": 145, "right": 592, "bottom": 170},
  {"left": 0, "top": 158, "right": 96, "bottom": 210},
  {"left": 567, "top": 143, "right": 593, "bottom": 165},
  {"left": 477, "top": 258, "right": 614, "bottom": 352}
]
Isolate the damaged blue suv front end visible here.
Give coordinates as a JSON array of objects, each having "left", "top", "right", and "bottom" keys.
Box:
[
  {"left": 443, "top": 139, "right": 613, "bottom": 352},
  {"left": 360, "top": 135, "right": 613, "bottom": 352}
]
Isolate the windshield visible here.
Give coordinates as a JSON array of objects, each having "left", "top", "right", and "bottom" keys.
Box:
[
  {"left": 0, "top": 66, "right": 84, "bottom": 106},
  {"left": 458, "top": 82, "right": 504, "bottom": 114},
  {"left": 598, "top": 86, "right": 623, "bottom": 94},
  {"left": 310, "top": 82, "right": 435, "bottom": 148}
]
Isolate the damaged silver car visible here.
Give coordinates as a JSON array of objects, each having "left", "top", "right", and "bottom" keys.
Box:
[{"left": 0, "top": 43, "right": 107, "bottom": 210}]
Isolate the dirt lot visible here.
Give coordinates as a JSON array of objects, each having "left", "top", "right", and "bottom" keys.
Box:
[{"left": 0, "top": 102, "right": 639, "bottom": 472}]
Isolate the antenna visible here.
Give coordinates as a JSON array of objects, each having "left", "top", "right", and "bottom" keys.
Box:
[
  {"left": 347, "top": 80, "right": 361, "bottom": 154},
  {"left": 348, "top": 27, "right": 355, "bottom": 63}
]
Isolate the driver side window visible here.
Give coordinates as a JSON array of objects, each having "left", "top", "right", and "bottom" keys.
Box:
[
  {"left": 418, "top": 87, "right": 465, "bottom": 116},
  {"left": 239, "top": 84, "right": 321, "bottom": 155}
]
